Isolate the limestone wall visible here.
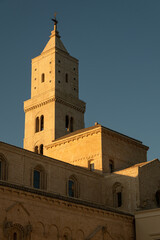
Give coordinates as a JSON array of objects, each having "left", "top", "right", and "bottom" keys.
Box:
[{"left": 0, "top": 184, "right": 135, "bottom": 240}]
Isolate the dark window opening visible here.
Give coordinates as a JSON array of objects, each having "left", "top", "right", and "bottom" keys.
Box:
[
  {"left": 40, "top": 144, "right": 43, "bottom": 155},
  {"left": 0, "top": 161, "right": 1, "bottom": 180},
  {"left": 109, "top": 160, "right": 114, "bottom": 173},
  {"left": 33, "top": 170, "right": 40, "bottom": 189},
  {"left": 40, "top": 115, "right": 44, "bottom": 131},
  {"left": 90, "top": 163, "right": 94, "bottom": 171},
  {"left": 117, "top": 192, "right": 122, "bottom": 207},
  {"left": 68, "top": 179, "right": 74, "bottom": 197},
  {"left": 41, "top": 73, "right": 45, "bottom": 83},
  {"left": 35, "top": 117, "right": 39, "bottom": 132},
  {"left": 65, "top": 115, "right": 69, "bottom": 130},
  {"left": 156, "top": 190, "right": 160, "bottom": 206},
  {"left": 70, "top": 117, "right": 73, "bottom": 132},
  {"left": 65, "top": 73, "right": 68, "bottom": 83},
  {"left": 13, "top": 232, "right": 17, "bottom": 240},
  {"left": 34, "top": 146, "right": 38, "bottom": 154}
]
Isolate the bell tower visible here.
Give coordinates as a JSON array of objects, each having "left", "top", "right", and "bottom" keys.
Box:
[{"left": 23, "top": 18, "right": 86, "bottom": 154}]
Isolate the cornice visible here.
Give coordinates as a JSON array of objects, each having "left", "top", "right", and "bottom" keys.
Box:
[
  {"left": 101, "top": 127, "right": 149, "bottom": 150},
  {"left": 46, "top": 128, "right": 101, "bottom": 149},
  {"left": 24, "top": 96, "right": 85, "bottom": 113},
  {"left": 0, "top": 181, "right": 133, "bottom": 222}
]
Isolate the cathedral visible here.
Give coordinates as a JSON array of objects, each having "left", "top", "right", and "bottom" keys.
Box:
[{"left": 0, "top": 19, "right": 160, "bottom": 240}]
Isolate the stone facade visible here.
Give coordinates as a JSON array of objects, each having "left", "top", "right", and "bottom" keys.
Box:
[{"left": 1, "top": 20, "right": 160, "bottom": 240}]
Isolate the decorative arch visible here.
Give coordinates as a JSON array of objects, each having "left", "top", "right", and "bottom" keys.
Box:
[
  {"left": 67, "top": 175, "right": 80, "bottom": 198},
  {"left": 0, "top": 153, "right": 8, "bottom": 180},
  {"left": 62, "top": 227, "right": 72, "bottom": 240},
  {"left": 76, "top": 229, "right": 84, "bottom": 240},
  {"left": 48, "top": 224, "right": 59, "bottom": 240},
  {"left": 113, "top": 182, "right": 123, "bottom": 208}
]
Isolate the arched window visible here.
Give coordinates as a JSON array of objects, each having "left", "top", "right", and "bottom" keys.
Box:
[
  {"left": 113, "top": 182, "right": 123, "bottom": 208},
  {"left": 40, "top": 115, "right": 44, "bottom": 131},
  {"left": 68, "top": 175, "right": 79, "bottom": 198},
  {"left": 109, "top": 160, "right": 114, "bottom": 173},
  {"left": 70, "top": 117, "right": 73, "bottom": 132},
  {"left": 65, "top": 115, "right": 69, "bottom": 130},
  {"left": 13, "top": 232, "right": 17, "bottom": 240},
  {"left": 65, "top": 73, "right": 68, "bottom": 83},
  {"left": 34, "top": 146, "right": 38, "bottom": 154},
  {"left": 33, "top": 170, "right": 40, "bottom": 189},
  {"left": 40, "top": 144, "right": 43, "bottom": 155},
  {"left": 33, "top": 165, "right": 46, "bottom": 190},
  {"left": 35, "top": 117, "right": 39, "bottom": 132},
  {"left": 41, "top": 73, "right": 45, "bottom": 83},
  {"left": 68, "top": 179, "right": 74, "bottom": 197},
  {"left": 0, "top": 154, "right": 8, "bottom": 181}
]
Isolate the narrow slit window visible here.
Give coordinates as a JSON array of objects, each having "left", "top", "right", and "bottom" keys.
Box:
[
  {"left": 65, "top": 73, "right": 68, "bottom": 83},
  {"left": 40, "top": 115, "right": 44, "bottom": 131},
  {"left": 40, "top": 144, "right": 43, "bottom": 155},
  {"left": 34, "top": 146, "right": 38, "bottom": 154},
  {"left": 35, "top": 117, "right": 39, "bottom": 132},
  {"left": 41, "top": 73, "right": 45, "bottom": 83},
  {"left": 109, "top": 160, "right": 114, "bottom": 173},
  {"left": 0, "top": 161, "right": 1, "bottom": 180},
  {"left": 65, "top": 115, "right": 69, "bottom": 130},
  {"left": 70, "top": 117, "right": 73, "bottom": 132},
  {"left": 117, "top": 192, "right": 122, "bottom": 207}
]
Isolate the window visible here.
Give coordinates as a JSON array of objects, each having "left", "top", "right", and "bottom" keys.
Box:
[
  {"left": 41, "top": 73, "right": 45, "bottom": 83},
  {"left": 40, "top": 144, "right": 43, "bottom": 155},
  {"left": 68, "top": 175, "right": 79, "bottom": 198},
  {"left": 0, "top": 161, "right": 1, "bottom": 180},
  {"left": 34, "top": 146, "right": 38, "bottom": 154},
  {"left": 0, "top": 154, "right": 7, "bottom": 181},
  {"left": 65, "top": 115, "right": 69, "bottom": 130},
  {"left": 113, "top": 182, "right": 123, "bottom": 208},
  {"left": 33, "top": 170, "right": 40, "bottom": 189},
  {"left": 32, "top": 165, "right": 46, "bottom": 190},
  {"left": 89, "top": 160, "right": 94, "bottom": 171},
  {"left": 35, "top": 115, "right": 44, "bottom": 133},
  {"left": 109, "top": 160, "right": 114, "bottom": 173},
  {"left": 156, "top": 190, "right": 160, "bottom": 206},
  {"left": 117, "top": 192, "right": 122, "bottom": 207},
  {"left": 13, "top": 232, "right": 17, "bottom": 240},
  {"left": 40, "top": 115, "right": 44, "bottom": 131},
  {"left": 70, "top": 117, "right": 73, "bottom": 132},
  {"left": 35, "top": 117, "right": 39, "bottom": 132},
  {"left": 65, "top": 73, "right": 68, "bottom": 83},
  {"left": 68, "top": 179, "right": 74, "bottom": 197}
]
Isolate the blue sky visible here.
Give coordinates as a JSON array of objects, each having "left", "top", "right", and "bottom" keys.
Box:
[{"left": 0, "top": 0, "right": 160, "bottom": 161}]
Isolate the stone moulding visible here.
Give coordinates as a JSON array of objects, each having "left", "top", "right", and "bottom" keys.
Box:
[
  {"left": 24, "top": 96, "right": 85, "bottom": 113},
  {"left": 0, "top": 181, "right": 133, "bottom": 222},
  {"left": 46, "top": 129, "right": 101, "bottom": 149}
]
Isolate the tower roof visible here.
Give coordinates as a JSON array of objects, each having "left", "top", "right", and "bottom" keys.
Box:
[{"left": 42, "top": 21, "right": 68, "bottom": 54}]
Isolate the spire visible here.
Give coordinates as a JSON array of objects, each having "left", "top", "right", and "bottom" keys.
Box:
[{"left": 42, "top": 14, "right": 68, "bottom": 54}]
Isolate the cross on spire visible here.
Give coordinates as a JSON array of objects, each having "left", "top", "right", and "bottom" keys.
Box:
[{"left": 52, "top": 12, "right": 58, "bottom": 30}]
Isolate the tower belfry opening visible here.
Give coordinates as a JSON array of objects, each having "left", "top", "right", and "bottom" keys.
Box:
[{"left": 23, "top": 17, "right": 86, "bottom": 154}]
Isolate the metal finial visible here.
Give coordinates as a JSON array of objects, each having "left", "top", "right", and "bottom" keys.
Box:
[{"left": 52, "top": 12, "right": 58, "bottom": 26}]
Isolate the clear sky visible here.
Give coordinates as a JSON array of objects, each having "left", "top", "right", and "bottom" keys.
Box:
[{"left": 0, "top": 0, "right": 160, "bottom": 161}]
